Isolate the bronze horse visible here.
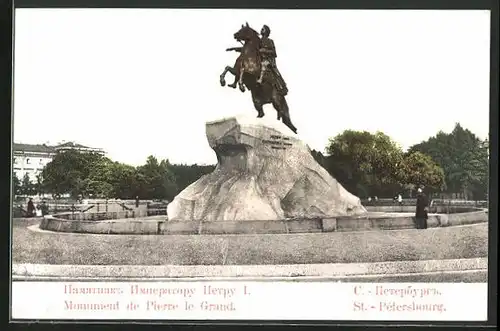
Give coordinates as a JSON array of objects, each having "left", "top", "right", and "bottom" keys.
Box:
[{"left": 219, "top": 23, "right": 298, "bottom": 134}]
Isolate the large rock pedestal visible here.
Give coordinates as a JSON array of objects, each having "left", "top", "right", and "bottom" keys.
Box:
[{"left": 167, "top": 115, "right": 366, "bottom": 221}]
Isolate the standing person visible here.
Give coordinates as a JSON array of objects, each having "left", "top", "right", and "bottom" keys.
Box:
[
  {"left": 135, "top": 196, "right": 140, "bottom": 208},
  {"left": 415, "top": 188, "right": 429, "bottom": 229},
  {"left": 40, "top": 200, "right": 49, "bottom": 216},
  {"left": 27, "top": 198, "right": 35, "bottom": 218},
  {"left": 397, "top": 193, "right": 403, "bottom": 206},
  {"left": 35, "top": 205, "right": 42, "bottom": 217}
]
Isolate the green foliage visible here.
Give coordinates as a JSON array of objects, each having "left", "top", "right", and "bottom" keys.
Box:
[
  {"left": 12, "top": 175, "right": 21, "bottom": 196},
  {"left": 169, "top": 163, "right": 215, "bottom": 193},
  {"left": 41, "top": 150, "right": 110, "bottom": 199},
  {"left": 318, "top": 124, "right": 486, "bottom": 199},
  {"left": 408, "top": 123, "right": 488, "bottom": 199},
  {"left": 105, "top": 162, "right": 141, "bottom": 199},
  {"left": 397, "top": 151, "right": 445, "bottom": 191},
  {"left": 20, "top": 173, "right": 37, "bottom": 196},
  {"left": 39, "top": 151, "right": 211, "bottom": 201},
  {"left": 34, "top": 174, "right": 43, "bottom": 196},
  {"left": 324, "top": 130, "right": 404, "bottom": 197},
  {"left": 135, "top": 156, "right": 178, "bottom": 201},
  {"left": 310, "top": 149, "right": 327, "bottom": 168}
]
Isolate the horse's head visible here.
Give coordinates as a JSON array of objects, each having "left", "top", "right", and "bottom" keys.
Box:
[{"left": 233, "top": 22, "right": 260, "bottom": 43}]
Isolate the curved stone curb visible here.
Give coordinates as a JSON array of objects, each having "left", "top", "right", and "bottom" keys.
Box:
[
  {"left": 11, "top": 270, "right": 488, "bottom": 282},
  {"left": 12, "top": 257, "right": 487, "bottom": 280},
  {"left": 365, "top": 206, "right": 486, "bottom": 213},
  {"left": 37, "top": 209, "right": 488, "bottom": 235}
]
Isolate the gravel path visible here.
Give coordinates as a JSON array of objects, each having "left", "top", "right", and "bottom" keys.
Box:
[{"left": 12, "top": 219, "right": 488, "bottom": 266}]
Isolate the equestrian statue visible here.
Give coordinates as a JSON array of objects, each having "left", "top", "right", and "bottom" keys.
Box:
[{"left": 219, "top": 22, "right": 297, "bottom": 134}]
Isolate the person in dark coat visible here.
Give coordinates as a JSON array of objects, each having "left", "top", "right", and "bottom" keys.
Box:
[
  {"left": 27, "top": 198, "right": 35, "bottom": 218},
  {"left": 415, "top": 187, "right": 429, "bottom": 229},
  {"left": 40, "top": 200, "right": 49, "bottom": 216}
]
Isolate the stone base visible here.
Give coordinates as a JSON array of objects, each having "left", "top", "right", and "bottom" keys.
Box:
[{"left": 167, "top": 115, "right": 366, "bottom": 221}]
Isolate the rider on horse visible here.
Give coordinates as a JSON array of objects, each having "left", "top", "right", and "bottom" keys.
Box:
[
  {"left": 220, "top": 23, "right": 297, "bottom": 134},
  {"left": 257, "top": 25, "right": 288, "bottom": 96},
  {"left": 226, "top": 24, "right": 289, "bottom": 96}
]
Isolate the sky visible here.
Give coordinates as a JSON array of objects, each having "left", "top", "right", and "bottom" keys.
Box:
[{"left": 13, "top": 9, "right": 491, "bottom": 166}]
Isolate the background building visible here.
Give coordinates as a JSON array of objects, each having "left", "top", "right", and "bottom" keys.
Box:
[
  {"left": 13, "top": 143, "right": 56, "bottom": 182},
  {"left": 13, "top": 141, "right": 105, "bottom": 181},
  {"left": 54, "top": 141, "right": 105, "bottom": 155}
]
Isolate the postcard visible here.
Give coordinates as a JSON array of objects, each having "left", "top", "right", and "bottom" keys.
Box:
[{"left": 10, "top": 8, "right": 492, "bottom": 322}]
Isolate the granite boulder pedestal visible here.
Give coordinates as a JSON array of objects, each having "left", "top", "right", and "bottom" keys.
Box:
[{"left": 167, "top": 115, "right": 366, "bottom": 221}]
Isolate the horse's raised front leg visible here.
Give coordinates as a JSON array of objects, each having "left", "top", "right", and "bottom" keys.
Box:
[
  {"left": 227, "top": 66, "right": 238, "bottom": 89},
  {"left": 220, "top": 66, "right": 236, "bottom": 87},
  {"left": 238, "top": 69, "right": 246, "bottom": 93}
]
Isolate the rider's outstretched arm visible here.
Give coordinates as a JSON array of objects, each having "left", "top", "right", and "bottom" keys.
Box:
[{"left": 226, "top": 47, "right": 243, "bottom": 52}]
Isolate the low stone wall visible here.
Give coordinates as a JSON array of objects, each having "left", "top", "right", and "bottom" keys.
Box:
[
  {"left": 362, "top": 199, "right": 488, "bottom": 208},
  {"left": 38, "top": 208, "right": 488, "bottom": 235},
  {"left": 53, "top": 210, "right": 148, "bottom": 221},
  {"left": 39, "top": 216, "right": 165, "bottom": 234},
  {"left": 365, "top": 205, "right": 485, "bottom": 214},
  {"left": 433, "top": 210, "right": 489, "bottom": 227}
]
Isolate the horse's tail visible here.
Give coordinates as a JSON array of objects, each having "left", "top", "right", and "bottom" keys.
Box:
[
  {"left": 283, "top": 116, "right": 297, "bottom": 134},
  {"left": 276, "top": 95, "right": 297, "bottom": 134}
]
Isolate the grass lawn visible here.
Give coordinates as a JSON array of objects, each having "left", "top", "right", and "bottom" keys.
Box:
[{"left": 12, "top": 219, "right": 488, "bottom": 266}]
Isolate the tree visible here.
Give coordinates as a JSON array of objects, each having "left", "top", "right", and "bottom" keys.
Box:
[
  {"left": 408, "top": 123, "right": 489, "bottom": 199},
  {"left": 310, "top": 149, "right": 327, "bottom": 168},
  {"left": 169, "top": 163, "right": 215, "bottom": 194},
  {"left": 470, "top": 139, "right": 489, "bottom": 200},
  {"left": 34, "top": 174, "right": 44, "bottom": 197},
  {"left": 136, "top": 156, "right": 178, "bottom": 200},
  {"left": 12, "top": 175, "right": 21, "bottom": 196},
  {"left": 20, "top": 173, "right": 36, "bottom": 196},
  {"left": 40, "top": 151, "right": 183, "bottom": 200},
  {"left": 104, "top": 162, "right": 141, "bottom": 199},
  {"left": 83, "top": 157, "right": 115, "bottom": 198},
  {"left": 324, "top": 130, "right": 404, "bottom": 197},
  {"left": 41, "top": 150, "right": 110, "bottom": 198},
  {"left": 397, "top": 151, "right": 445, "bottom": 194}
]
